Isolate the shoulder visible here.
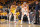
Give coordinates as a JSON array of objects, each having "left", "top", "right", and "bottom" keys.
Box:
[{"left": 11, "top": 5, "right": 13, "bottom": 7}]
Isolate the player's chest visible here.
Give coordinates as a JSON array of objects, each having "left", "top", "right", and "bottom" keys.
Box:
[{"left": 23, "top": 7, "right": 27, "bottom": 11}]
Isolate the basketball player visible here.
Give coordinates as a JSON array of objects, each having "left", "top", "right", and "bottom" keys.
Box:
[
  {"left": 21, "top": 2, "right": 30, "bottom": 24},
  {"left": 9, "top": 2, "right": 17, "bottom": 23}
]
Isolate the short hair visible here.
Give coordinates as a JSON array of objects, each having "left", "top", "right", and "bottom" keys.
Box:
[
  {"left": 23, "top": 2, "right": 26, "bottom": 4},
  {"left": 36, "top": 1, "right": 38, "bottom": 3}
]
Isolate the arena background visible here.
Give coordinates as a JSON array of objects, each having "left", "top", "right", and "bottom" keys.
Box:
[{"left": 0, "top": 0, "right": 40, "bottom": 27}]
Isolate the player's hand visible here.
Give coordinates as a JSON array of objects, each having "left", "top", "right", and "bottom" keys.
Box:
[
  {"left": 38, "top": 10, "right": 40, "bottom": 12},
  {"left": 22, "top": 13, "right": 24, "bottom": 15},
  {"left": 29, "top": 10, "right": 31, "bottom": 12}
]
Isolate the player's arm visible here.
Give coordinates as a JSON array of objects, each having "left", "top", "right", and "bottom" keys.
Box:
[
  {"left": 10, "top": 5, "right": 13, "bottom": 13},
  {"left": 21, "top": 6, "right": 24, "bottom": 15},
  {"left": 21, "top": 6, "right": 23, "bottom": 12},
  {"left": 27, "top": 5, "right": 29, "bottom": 13},
  {"left": 10, "top": 5, "right": 13, "bottom": 9}
]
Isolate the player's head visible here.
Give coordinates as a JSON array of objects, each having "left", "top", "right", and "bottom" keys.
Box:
[
  {"left": 23, "top": 2, "right": 27, "bottom": 6},
  {"left": 36, "top": 1, "right": 38, "bottom": 5},
  {"left": 13, "top": 1, "right": 16, "bottom": 5},
  {"left": 23, "top": 2, "right": 26, "bottom": 4}
]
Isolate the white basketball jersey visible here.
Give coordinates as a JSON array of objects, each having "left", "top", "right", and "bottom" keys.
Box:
[{"left": 22, "top": 6, "right": 28, "bottom": 13}]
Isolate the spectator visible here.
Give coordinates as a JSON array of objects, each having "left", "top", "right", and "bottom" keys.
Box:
[
  {"left": 34, "top": 1, "right": 39, "bottom": 24},
  {"left": 5, "top": 8, "right": 9, "bottom": 14},
  {"left": 0, "top": 3, "right": 3, "bottom": 8},
  {"left": 16, "top": 4, "right": 21, "bottom": 12}
]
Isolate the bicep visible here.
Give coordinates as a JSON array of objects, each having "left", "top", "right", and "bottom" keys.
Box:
[
  {"left": 10, "top": 6, "right": 12, "bottom": 9},
  {"left": 27, "top": 5, "right": 29, "bottom": 12}
]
